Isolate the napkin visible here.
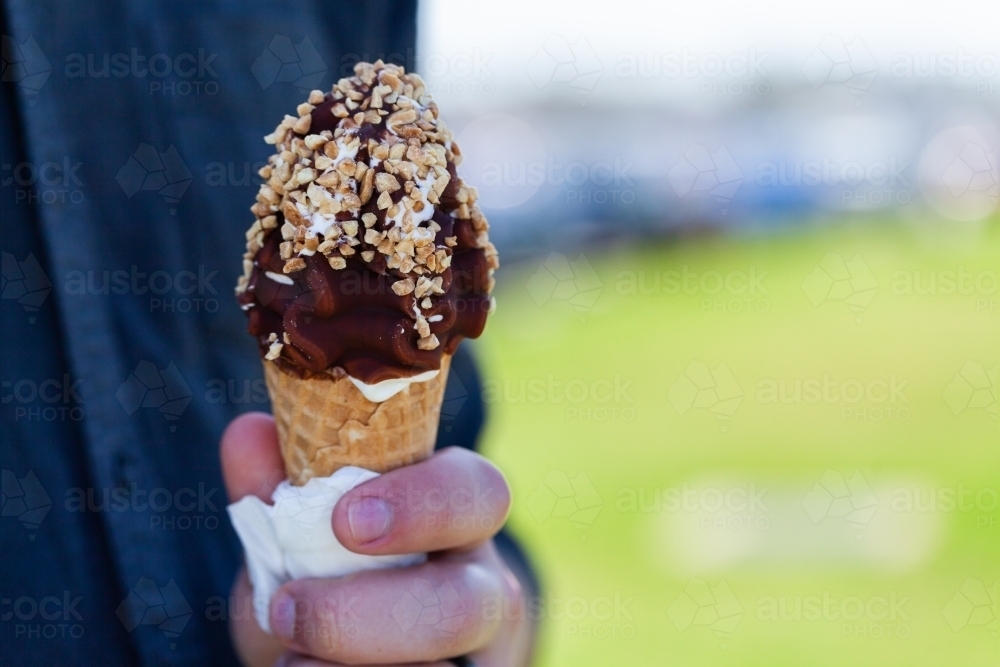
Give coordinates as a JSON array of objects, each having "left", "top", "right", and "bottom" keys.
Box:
[{"left": 227, "top": 466, "right": 425, "bottom": 633}]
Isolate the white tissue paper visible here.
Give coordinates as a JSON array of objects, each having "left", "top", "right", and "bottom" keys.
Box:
[{"left": 227, "top": 466, "right": 426, "bottom": 633}]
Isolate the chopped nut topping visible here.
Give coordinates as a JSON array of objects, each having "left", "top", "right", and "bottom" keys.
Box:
[
  {"left": 416, "top": 316, "right": 430, "bottom": 338},
  {"left": 389, "top": 143, "right": 407, "bottom": 160},
  {"left": 304, "top": 134, "right": 326, "bottom": 150},
  {"left": 265, "top": 341, "right": 283, "bottom": 360},
  {"left": 337, "top": 158, "right": 356, "bottom": 176},
  {"left": 283, "top": 257, "right": 306, "bottom": 273},
  {"left": 375, "top": 172, "right": 400, "bottom": 193},
  {"left": 240, "top": 60, "right": 497, "bottom": 341},
  {"left": 417, "top": 334, "right": 440, "bottom": 350},
  {"left": 387, "top": 108, "right": 418, "bottom": 131},
  {"left": 316, "top": 170, "right": 340, "bottom": 188},
  {"left": 391, "top": 278, "right": 415, "bottom": 295}
]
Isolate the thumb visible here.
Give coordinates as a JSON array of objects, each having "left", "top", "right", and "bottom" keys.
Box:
[{"left": 220, "top": 411, "right": 286, "bottom": 503}]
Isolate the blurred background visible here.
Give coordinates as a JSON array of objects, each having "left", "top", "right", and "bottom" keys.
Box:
[{"left": 418, "top": 0, "right": 999, "bottom": 664}]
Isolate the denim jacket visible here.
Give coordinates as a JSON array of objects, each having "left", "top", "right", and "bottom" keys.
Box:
[{"left": 1, "top": 2, "right": 527, "bottom": 664}]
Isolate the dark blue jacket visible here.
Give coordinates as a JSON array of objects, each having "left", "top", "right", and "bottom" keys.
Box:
[{"left": 1, "top": 2, "right": 529, "bottom": 664}]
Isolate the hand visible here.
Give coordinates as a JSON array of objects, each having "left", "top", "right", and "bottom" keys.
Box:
[{"left": 221, "top": 412, "right": 533, "bottom": 666}]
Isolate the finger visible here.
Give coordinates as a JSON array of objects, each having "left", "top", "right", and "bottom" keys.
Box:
[
  {"left": 331, "top": 447, "right": 511, "bottom": 555},
  {"left": 270, "top": 552, "right": 504, "bottom": 663},
  {"left": 231, "top": 568, "right": 286, "bottom": 666},
  {"left": 220, "top": 411, "right": 286, "bottom": 503}
]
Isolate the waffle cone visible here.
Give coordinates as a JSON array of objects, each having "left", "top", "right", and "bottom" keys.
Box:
[{"left": 264, "top": 356, "right": 451, "bottom": 485}]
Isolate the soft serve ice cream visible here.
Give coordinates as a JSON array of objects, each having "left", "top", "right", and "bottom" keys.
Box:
[{"left": 237, "top": 60, "right": 497, "bottom": 401}]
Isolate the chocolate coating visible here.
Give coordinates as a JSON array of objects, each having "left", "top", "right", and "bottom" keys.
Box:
[
  {"left": 238, "top": 72, "right": 494, "bottom": 385},
  {"left": 239, "top": 218, "right": 490, "bottom": 384}
]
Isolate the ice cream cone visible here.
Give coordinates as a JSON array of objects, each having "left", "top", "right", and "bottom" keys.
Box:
[{"left": 264, "top": 356, "right": 451, "bottom": 485}]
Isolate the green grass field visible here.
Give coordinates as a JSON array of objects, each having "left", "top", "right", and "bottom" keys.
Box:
[{"left": 477, "top": 217, "right": 999, "bottom": 666}]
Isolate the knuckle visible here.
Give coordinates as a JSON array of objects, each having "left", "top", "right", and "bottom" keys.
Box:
[
  {"left": 444, "top": 562, "right": 505, "bottom": 649},
  {"left": 473, "top": 459, "right": 512, "bottom": 524},
  {"left": 288, "top": 592, "right": 354, "bottom": 658}
]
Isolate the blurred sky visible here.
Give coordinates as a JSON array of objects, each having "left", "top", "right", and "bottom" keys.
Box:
[
  {"left": 416, "top": 0, "right": 1000, "bottom": 255},
  {"left": 420, "top": 0, "right": 1000, "bottom": 108}
]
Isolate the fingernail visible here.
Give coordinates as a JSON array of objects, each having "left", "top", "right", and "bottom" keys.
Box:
[
  {"left": 271, "top": 590, "right": 296, "bottom": 640},
  {"left": 348, "top": 496, "right": 392, "bottom": 544}
]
